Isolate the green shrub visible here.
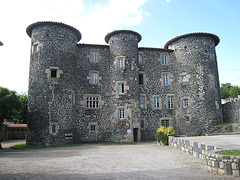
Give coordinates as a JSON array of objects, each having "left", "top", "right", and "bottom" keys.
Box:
[{"left": 155, "top": 126, "right": 175, "bottom": 145}]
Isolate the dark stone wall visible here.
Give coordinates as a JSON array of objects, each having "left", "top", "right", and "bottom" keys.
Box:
[
  {"left": 26, "top": 22, "right": 223, "bottom": 146},
  {"left": 27, "top": 23, "right": 79, "bottom": 146},
  {"left": 107, "top": 31, "right": 141, "bottom": 142},
  {"left": 168, "top": 35, "right": 222, "bottom": 135},
  {"left": 222, "top": 101, "right": 240, "bottom": 123}
]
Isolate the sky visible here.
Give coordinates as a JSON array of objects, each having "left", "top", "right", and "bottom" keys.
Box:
[{"left": 0, "top": 0, "right": 240, "bottom": 94}]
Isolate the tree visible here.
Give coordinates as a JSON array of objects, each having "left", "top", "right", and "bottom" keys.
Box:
[
  {"left": 229, "top": 85, "right": 240, "bottom": 98},
  {"left": 0, "top": 87, "right": 21, "bottom": 148},
  {"left": 220, "top": 83, "right": 231, "bottom": 99}
]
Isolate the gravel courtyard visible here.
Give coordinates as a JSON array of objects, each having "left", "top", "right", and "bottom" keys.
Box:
[{"left": 0, "top": 142, "right": 234, "bottom": 180}]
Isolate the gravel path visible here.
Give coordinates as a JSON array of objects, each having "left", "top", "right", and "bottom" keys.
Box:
[{"left": 0, "top": 142, "right": 235, "bottom": 179}]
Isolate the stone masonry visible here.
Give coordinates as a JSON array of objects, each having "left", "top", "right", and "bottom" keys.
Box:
[{"left": 26, "top": 21, "right": 222, "bottom": 146}]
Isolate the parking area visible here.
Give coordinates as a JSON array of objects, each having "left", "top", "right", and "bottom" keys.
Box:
[{"left": 0, "top": 141, "right": 234, "bottom": 179}]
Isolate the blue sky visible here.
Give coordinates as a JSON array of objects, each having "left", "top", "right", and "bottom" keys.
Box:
[{"left": 0, "top": 0, "right": 240, "bottom": 93}]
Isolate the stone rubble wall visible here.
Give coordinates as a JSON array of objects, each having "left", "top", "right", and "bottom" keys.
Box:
[
  {"left": 169, "top": 136, "right": 240, "bottom": 177},
  {"left": 222, "top": 101, "right": 240, "bottom": 123}
]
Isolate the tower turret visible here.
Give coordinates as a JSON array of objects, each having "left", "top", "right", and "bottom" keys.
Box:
[
  {"left": 26, "top": 21, "right": 81, "bottom": 146},
  {"left": 165, "top": 33, "right": 222, "bottom": 135},
  {"left": 105, "top": 30, "right": 142, "bottom": 142}
]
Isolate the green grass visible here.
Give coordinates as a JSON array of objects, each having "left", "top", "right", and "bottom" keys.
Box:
[
  {"left": 11, "top": 143, "right": 83, "bottom": 149},
  {"left": 217, "top": 150, "right": 240, "bottom": 156},
  {"left": 10, "top": 141, "right": 134, "bottom": 149},
  {"left": 215, "top": 122, "right": 232, "bottom": 127}
]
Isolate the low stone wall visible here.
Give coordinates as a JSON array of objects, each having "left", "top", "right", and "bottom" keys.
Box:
[
  {"left": 169, "top": 136, "right": 240, "bottom": 177},
  {"left": 222, "top": 101, "right": 240, "bottom": 123}
]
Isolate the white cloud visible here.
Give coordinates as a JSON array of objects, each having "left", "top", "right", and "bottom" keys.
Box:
[
  {"left": 166, "top": 0, "right": 171, "bottom": 2},
  {"left": 144, "top": 11, "right": 151, "bottom": 16},
  {"left": 79, "top": 0, "right": 148, "bottom": 44},
  {"left": 0, "top": 0, "right": 148, "bottom": 92}
]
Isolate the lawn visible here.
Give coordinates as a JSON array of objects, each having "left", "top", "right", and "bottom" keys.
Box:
[{"left": 216, "top": 150, "right": 240, "bottom": 156}]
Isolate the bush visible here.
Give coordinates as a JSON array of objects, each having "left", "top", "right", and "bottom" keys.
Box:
[{"left": 155, "top": 126, "right": 175, "bottom": 145}]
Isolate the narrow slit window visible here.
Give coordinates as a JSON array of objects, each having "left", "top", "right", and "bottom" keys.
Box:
[
  {"left": 140, "top": 96, "right": 145, "bottom": 109},
  {"left": 139, "top": 74, "right": 143, "bottom": 84},
  {"left": 138, "top": 54, "right": 143, "bottom": 64}
]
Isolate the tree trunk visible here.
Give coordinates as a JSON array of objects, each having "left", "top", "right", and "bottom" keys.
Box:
[{"left": 0, "top": 142, "right": 2, "bottom": 149}]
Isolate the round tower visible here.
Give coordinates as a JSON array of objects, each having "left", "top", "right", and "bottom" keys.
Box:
[
  {"left": 105, "top": 30, "right": 142, "bottom": 142},
  {"left": 164, "top": 33, "right": 222, "bottom": 136},
  {"left": 26, "top": 21, "right": 81, "bottom": 146}
]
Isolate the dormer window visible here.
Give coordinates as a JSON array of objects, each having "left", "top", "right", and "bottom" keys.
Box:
[{"left": 118, "top": 59, "right": 124, "bottom": 68}]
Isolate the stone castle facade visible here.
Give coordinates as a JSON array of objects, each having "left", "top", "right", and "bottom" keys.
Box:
[{"left": 26, "top": 21, "right": 222, "bottom": 146}]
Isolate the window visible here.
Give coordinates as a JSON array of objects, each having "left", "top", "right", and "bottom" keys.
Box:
[
  {"left": 140, "top": 96, "right": 145, "bottom": 109},
  {"left": 119, "top": 109, "right": 125, "bottom": 119},
  {"left": 118, "top": 83, "right": 124, "bottom": 94},
  {"left": 50, "top": 123, "right": 59, "bottom": 134},
  {"left": 162, "top": 55, "right": 167, "bottom": 64},
  {"left": 139, "top": 74, "right": 143, "bottom": 84},
  {"left": 91, "top": 72, "right": 98, "bottom": 84},
  {"left": 51, "top": 69, "right": 57, "bottom": 78},
  {"left": 52, "top": 125, "right": 56, "bottom": 134},
  {"left": 183, "top": 99, "right": 188, "bottom": 108},
  {"left": 118, "top": 59, "right": 124, "bottom": 68},
  {"left": 163, "top": 74, "right": 169, "bottom": 85},
  {"left": 182, "top": 75, "right": 187, "bottom": 83},
  {"left": 32, "top": 43, "right": 39, "bottom": 53},
  {"left": 91, "top": 52, "right": 97, "bottom": 62},
  {"left": 90, "top": 125, "right": 96, "bottom": 133},
  {"left": 141, "top": 120, "right": 145, "bottom": 129},
  {"left": 86, "top": 96, "right": 99, "bottom": 108},
  {"left": 168, "top": 96, "right": 174, "bottom": 109},
  {"left": 154, "top": 97, "right": 160, "bottom": 109},
  {"left": 139, "top": 54, "right": 143, "bottom": 64},
  {"left": 161, "top": 120, "right": 169, "bottom": 128}
]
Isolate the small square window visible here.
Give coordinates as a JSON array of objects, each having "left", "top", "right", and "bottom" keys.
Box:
[
  {"left": 51, "top": 69, "right": 57, "bottom": 78},
  {"left": 90, "top": 125, "right": 96, "bottom": 132},
  {"left": 140, "top": 96, "right": 145, "bottom": 109},
  {"left": 183, "top": 99, "right": 188, "bottom": 108},
  {"left": 118, "top": 59, "right": 124, "bottom": 68},
  {"left": 138, "top": 54, "right": 143, "bottom": 64},
  {"left": 163, "top": 74, "right": 169, "bottom": 85},
  {"left": 32, "top": 43, "right": 39, "bottom": 53},
  {"left": 139, "top": 74, "right": 144, "bottom": 84},
  {"left": 161, "top": 120, "right": 169, "bottom": 128},
  {"left": 119, "top": 109, "right": 125, "bottom": 119},
  {"left": 182, "top": 75, "right": 187, "bottom": 83},
  {"left": 162, "top": 55, "right": 167, "bottom": 64},
  {"left": 91, "top": 52, "right": 98, "bottom": 62},
  {"left": 154, "top": 97, "right": 160, "bottom": 109},
  {"left": 118, "top": 83, "right": 124, "bottom": 94}
]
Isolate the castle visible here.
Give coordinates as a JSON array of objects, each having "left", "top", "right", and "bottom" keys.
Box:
[{"left": 26, "top": 21, "right": 222, "bottom": 146}]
